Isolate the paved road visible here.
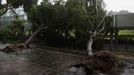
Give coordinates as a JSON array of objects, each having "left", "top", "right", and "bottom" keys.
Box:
[{"left": 0, "top": 49, "right": 83, "bottom": 75}]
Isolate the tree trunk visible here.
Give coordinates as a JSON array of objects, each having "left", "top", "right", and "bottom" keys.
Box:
[
  {"left": 87, "top": 36, "right": 94, "bottom": 56},
  {"left": 25, "top": 27, "right": 43, "bottom": 46}
]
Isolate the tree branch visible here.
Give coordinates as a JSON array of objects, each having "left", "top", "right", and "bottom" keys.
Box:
[
  {"left": 95, "top": 0, "right": 99, "bottom": 24},
  {"left": 0, "top": 4, "right": 8, "bottom": 16},
  {"left": 97, "top": 14, "right": 105, "bottom": 28},
  {"left": 10, "top": 8, "right": 18, "bottom": 16},
  {"left": 97, "top": 21, "right": 105, "bottom": 34}
]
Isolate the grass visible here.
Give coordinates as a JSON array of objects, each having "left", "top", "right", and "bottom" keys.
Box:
[{"left": 119, "top": 30, "right": 134, "bottom": 36}]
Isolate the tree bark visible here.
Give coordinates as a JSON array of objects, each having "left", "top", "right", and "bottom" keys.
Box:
[
  {"left": 87, "top": 36, "right": 94, "bottom": 56},
  {"left": 25, "top": 27, "right": 43, "bottom": 46}
]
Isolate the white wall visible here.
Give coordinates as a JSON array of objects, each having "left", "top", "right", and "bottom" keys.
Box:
[{"left": 116, "top": 13, "right": 134, "bottom": 28}]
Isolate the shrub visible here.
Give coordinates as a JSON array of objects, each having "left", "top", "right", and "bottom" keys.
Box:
[{"left": 0, "top": 18, "right": 26, "bottom": 42}]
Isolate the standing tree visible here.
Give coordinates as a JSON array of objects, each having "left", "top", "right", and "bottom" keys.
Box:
[
  {"left": 66, "top": 0, "right": 106, "bottom": 55},
  {"left": 83, "top": 0, "right": 106, "bottom": 55},
  {"left": 1, "top": 0, "right": 108, "bottom": 52}
]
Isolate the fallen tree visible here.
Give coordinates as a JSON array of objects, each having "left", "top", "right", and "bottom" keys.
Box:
[
  {"left": 0, "top": 43, "right": 28, "bottom": 53},
  {"left": 0, "top": 24, "right": 48, "bottom": 53},
  {"left": 25, "top": 25, "right": 48, "bottom": 46}
]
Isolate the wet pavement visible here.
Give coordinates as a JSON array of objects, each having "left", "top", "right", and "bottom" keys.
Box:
[{"left": 0, "top": 48, "right": 134, "bottom": 75}]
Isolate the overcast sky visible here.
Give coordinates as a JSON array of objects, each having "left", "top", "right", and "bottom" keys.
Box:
[
  {"left": 2, "top": 0, "right": 134, "bottom": 12},
  {"left": 38, "top": 0, "right": 134, "bottom": 12},
  {"left": 104, "top": 0, "right": 134, "bottom": 12}
]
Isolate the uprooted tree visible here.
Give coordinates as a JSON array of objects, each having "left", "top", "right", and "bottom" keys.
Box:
[
  {"left": 83, "top": 0, "right": 106, "bottom": 55},
  {"left": 85, "top": 0, "right": 106, "bottom": 55},
  {"left": 0, "top": 0, "right": 67, "bottom": 48},
  {"left": 25, "top": 0, "right": 67, "bottom": 45},
  {"left": 0, "top": 0, "right": 37, "bottom": 44},
  {"left": 68, "top": 50, "right": 124, "bottom": 75},
  {"left": 1, "top": 0, "right": 110, "bottom": 54},
  {"left": 65, "top": 0, "right": 107, "bottom": 55},
  {"left": 25, "top": 0, "right": 109, "bottom": 53}
]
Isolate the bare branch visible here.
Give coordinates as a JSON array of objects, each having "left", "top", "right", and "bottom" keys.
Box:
[
  {"left": 95, "top": 0, "right": 99, "bottom": 24},
  {"left": 86, "top": 14, "right": 94, "bottom": 27},
  {"left": 97, "top": 14, "right": 105, "bottom": 28},
  {"left": 10, "top": 8, "right": 18, "bottom": 16},
  {"left": 82, "top": 5, "right": 94, "bottom": 29},
  {"left": 35, "top": 11, "right": 44, "bottom": 25},
  {"left": 97, "top": 21, "right": 105, "bottom": 34},
  {"left": 41, "top": 26, "right": 48, "bottom": 30},
  {"left": 0, "top": 4, "right": 8, "bottom": 16},
  {"left": 34, "top": 23, "right": 40, "bottom": 28},
  {"left": 0, "top": 8, "right": 8, "bottom": 16}
]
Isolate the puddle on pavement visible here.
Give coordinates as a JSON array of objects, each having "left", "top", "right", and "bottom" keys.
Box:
[{"left": 120, "top": 63, "right": 134, "bottom": 75}]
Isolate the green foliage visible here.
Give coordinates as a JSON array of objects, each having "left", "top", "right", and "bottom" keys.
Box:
[
  {"left": 0, "top": 18, "right": 26, "bottom": 42},
  {"left": 0, "top": 0, "right": 112, "bottom": 50},
  {"left": 23, "top": 0, "right": 38, "bottom": 12},
  {"left": 27, "top": 0, "right": 111, "bottom": 49},
  {"left": 0, "top": 27, "right": 17, "bottom": 42},
  {"left": 0, "top": 0, "right": 38, "bottom": 16},
  {"left": 119, "top": 30, "right": 134, "bottom": 36},
  {"left": 7, "top": 18, "right": 26, "bottom": 36}
]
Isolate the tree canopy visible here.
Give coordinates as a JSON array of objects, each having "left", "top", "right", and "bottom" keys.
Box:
[
  {"left": 0, "top": 0, "right": 112, "bottom": 53},
  {"left": 0, "top": 0, "right": 38, "bottom": 16},
  {"left": 27, "top": 0, "right": 111, "bottom": 51}
]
